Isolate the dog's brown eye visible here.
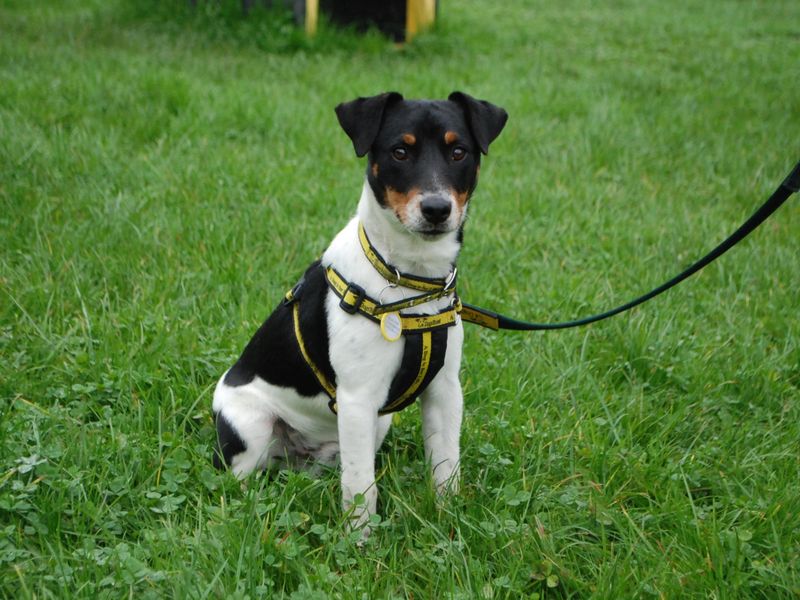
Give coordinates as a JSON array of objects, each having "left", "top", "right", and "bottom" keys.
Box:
[
  {"left": 392, "top": 147, "right": 409, "bottom": 161},
  {"left": 452, "top": 147, "right": 467, "bottom": 161}
]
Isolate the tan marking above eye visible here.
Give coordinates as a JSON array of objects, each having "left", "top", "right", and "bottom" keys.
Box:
[
  {"left": 372, "top": 163, "right": 379, "bottom": 177},
  {"left": 402, "top": 133, "right": 416, "bottom": 145},
  {"left": 444, "top": 131, "right": 459, "bottom": 144}
]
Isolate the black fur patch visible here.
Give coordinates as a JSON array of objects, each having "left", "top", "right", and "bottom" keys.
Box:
[
  {"left": 336, "top": 93, "right": 506, "bottom": 218},
  {"left": 213, "top": 412, "right": 247, "bottom": 469},
  {"left": 223, "top": 364, "right": 254, "bottom": 386},
  {"left": 447, "top": 92, "right": 508, "bottom": 155},
  {"left": 225, "top": 261, "right": 335, "bottom": 397},
  {"left": 335, "top": 92, "right": 403, "bottom": 157},
  {"left": 364, "top": 98, "right": 482, "bottom": 208}
]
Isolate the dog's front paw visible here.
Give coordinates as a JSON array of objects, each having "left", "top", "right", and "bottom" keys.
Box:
[
  {"left": 432, "top": 461, "right": 460, "bottom": 497},
  {"left": 345, "top": 494, "right": 377, "bottom": 547},
  {"left": 342, "top": 490, "right": 377, "bottom": 543}
]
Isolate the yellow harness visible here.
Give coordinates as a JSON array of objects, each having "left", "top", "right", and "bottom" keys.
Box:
[{"left": 286, "top": 223, "right": 460, "bottom": 415}]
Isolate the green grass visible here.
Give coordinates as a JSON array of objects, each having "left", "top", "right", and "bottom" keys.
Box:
[{"left": 1, "top": 0, "right": 799, "bottom": 597}]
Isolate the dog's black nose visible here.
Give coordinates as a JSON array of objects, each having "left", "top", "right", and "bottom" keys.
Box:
[{"left": 420, "top": 196, "right": 452, "bottom": 224}]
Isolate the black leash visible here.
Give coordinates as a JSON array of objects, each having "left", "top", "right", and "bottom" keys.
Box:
[{"left": 461, "top": 159, "right": 800, "bottom": 331}]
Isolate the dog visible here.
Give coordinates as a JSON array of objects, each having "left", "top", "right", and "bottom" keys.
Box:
[{"left": 212, "top": 91, "right": 507, "bottom": 532}]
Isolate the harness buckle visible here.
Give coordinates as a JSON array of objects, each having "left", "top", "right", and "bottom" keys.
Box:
[
  {"left": 340, "top": 282, "right": 367, "bottom": 314},
  {"left": 283, "top": 280, "right": 303, "bottom": 305}
]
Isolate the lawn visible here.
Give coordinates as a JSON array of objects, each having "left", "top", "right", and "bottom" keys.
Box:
[{"left": 1, "top": 0, "right": 799, "bottom": 597}]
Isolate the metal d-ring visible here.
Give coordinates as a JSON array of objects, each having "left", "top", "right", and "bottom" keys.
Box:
[
  {"left": 378, "top": 269, "right": 405, "bottom": 305},
  {"left": 444, "top": 267, "right": 458, "bottom": 291}
]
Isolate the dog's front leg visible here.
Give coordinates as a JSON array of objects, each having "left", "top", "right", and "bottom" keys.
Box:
[
  {"left": 336, "top": 388, "right": 379, "bottom": 535},
  {"left": 421, "top": 374, "right": 463, "bottom": 496},
  {"left": 420, "top": 323, "right": 464, "bottom": 496}
]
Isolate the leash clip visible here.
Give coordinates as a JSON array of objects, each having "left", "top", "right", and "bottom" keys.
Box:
[{"left": 340, "top": 282, "right": 367, "bottom": 314}]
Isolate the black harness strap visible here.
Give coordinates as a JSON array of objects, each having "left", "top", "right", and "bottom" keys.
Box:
[
  {"left": 461, "top": 159, "right": 800, "bottom": 331},
  {"left": 380, "top": 328, "right": 448, "bottom": 415}
]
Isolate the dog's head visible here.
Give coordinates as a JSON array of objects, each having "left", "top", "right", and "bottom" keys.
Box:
[{"left": 335, "top": 92, "right": 507, "bottom": 237}]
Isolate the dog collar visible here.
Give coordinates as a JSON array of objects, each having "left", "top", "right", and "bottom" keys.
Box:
[{"left": 358, "top": 222, "right": 457, "bottom": 292}]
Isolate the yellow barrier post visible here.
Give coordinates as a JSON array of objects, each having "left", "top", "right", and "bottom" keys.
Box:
[
  {"left": 305, "top": 0, "right": 319, "bottom": 36},
  {"left": 405, "top": 0, "right": 436, "bottom": 41}
]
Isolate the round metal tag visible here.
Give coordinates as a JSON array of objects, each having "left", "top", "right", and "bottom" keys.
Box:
[{"left": 380, "top": 312, "right": 403, "bottom": 342}]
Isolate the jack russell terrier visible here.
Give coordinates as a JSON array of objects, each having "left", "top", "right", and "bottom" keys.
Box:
[{"left": 212, "top": 91, "right": 507, "bottom": 533}]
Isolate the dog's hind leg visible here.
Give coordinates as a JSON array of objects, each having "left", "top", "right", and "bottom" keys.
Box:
[{"left": 212, "top": 379, "right": 276, "bottom": 478}]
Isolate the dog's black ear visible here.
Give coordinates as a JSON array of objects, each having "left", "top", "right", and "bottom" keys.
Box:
[
  {"left": 448, "top": 91, "right": 508, "bottom": 155},
  {"left": 335, "top": 92, "right": 404, "bottom": 157}
]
